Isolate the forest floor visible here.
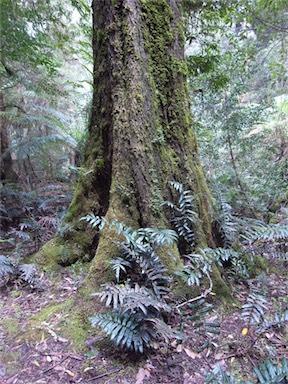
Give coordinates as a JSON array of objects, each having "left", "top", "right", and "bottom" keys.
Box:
[{"left": 0, "top": 259, "right": 287, "bottom": 384}]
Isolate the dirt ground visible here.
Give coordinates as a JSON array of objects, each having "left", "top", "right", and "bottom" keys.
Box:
[{"left": 0, "top": 259, "right": 287, "bottom": 384}]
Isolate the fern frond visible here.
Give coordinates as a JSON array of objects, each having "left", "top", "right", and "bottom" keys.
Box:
[
  {"left": 179, "top": 252, "right": 213, "bottom": 286},
  {"left": 80, "top": 213, "right": 107, "bottom": 231},
  {"left": 93, "top": 283, "right": 170, "bottom": 314},
  {"left": 254, "top": 358, "right": 288, "bottom": 384},
  {"left": 241, "top": 292, "right": 268, "bottom": 326},
  {"left": 17, "top": 263, "right": 36, "bottom": 285},
  {"left": 92, "top": 283, "right": 135, "bottom": 309},
  {"left": 243, "top": 224, "right": 288, "bottom": 244},
  {"left": 168, "top": 180, "right": 184, "bottom": 193},
  {"left": 0, "top": 255, "right": 15, "bottom": 280},
  {"left": 137, "top": 228, "right": 178, "bottom": 247},
  {"left": 165, "top": 181, "right": 197, "bottom": 246},
  {"left": 146, "top": 317, "right": 182, "bottom": 342},
  {"left": 110, "top": 257, "right": 132, "bottom": 282},
  {"left": 216, "top": 186, "right": 237, "bottom": 247},
  {"left": 90, "top": 311, "right": 152, "bottom": 353},
  {"left": 206, "top": 363, "right": 238, "bottom": 383},
  {"left": 37, "top": 216, "right": 58, "bottom": 228}
]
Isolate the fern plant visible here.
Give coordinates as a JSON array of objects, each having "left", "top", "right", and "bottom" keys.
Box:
[
  {"left": 241, "top": 291, "right": 268, "bottom": 327},
  {"left": 214, "top": 183, "right": 238, "bottom": 248},
  {"left": 164, "top": 181, "right": 197, "bottom": 246},
  {"left": 242, "top": 223, "right": 288, "bottom": 244},
  {"left": 185, "top": 297, "right": 220, "bottom": 351},
  {"left": 206, "top": 358, "right": 288, "bottom": 384},
  {"left": 83, "top": 215, "right": 180, "bottom": 353},
  {"left": 0, "top": 255, "right": 15, "bottom": 280},
  {"left": 0, "top": 255, "right": 37, "bottom": 287},
  {"left": 177, "top": 247, "right": 240, "bottom": 287},
  {"left": 90, "top": 283, "right": 180, "bottom": 353},
  {"left": 254, "top": 357, "right": 288, "bottom": 384},
  {"left": 83, "top": 214, "right": 176, "bottom": 297}
]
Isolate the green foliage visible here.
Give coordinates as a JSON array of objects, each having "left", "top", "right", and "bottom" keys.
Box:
[
  {"left": 243, "top": 223, "right": 288, "bottom": 243},
  {"left": 241, "top": 292, "right": 268, "bottom": 326},
  {"left": 177, "top": 247, "right": 240, "bottom": 287},
  {"left": 206, "top": 363, "right": 240, "bottom": 384},
  {"left": 185, "top": 298, "right": 220, "bottom": 351},
  {"left": 0, "top": 255, "right": 37, "bottom": 287},
  {"left": 206, "top": 358, "right": 288, "bottom": 383},
  {"left": 95, "top": 283, "right": 171, "bottom": 314},
  {"left": 84, "top": 214, "right": 176, "bottom": 297},
  {"left": 214, "top": 183, "right": 238, "bottom": 247},
  {"left": 84, "top": 215, "right": 180, "bottom": 353},
  {"left": 254, "top": 358, "right": 288, "bottom": 384},
  {"left": 164, "top": 181, "right": 197, "bottom": 245},
  {"left": 0, "top": 255, "right": 15, "bottom": 279}
]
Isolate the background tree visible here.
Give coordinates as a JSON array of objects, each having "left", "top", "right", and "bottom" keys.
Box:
[{"left": 0, "top": 0, "right": 91, "bottom": 187}]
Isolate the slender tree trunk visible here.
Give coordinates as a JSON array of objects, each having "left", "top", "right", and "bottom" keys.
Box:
[
  {"left": 42, "top": 0, "right": 222, "bottom": 289},
  {"left": 0, "top": 91, "right": 18, "bottom": 184}
]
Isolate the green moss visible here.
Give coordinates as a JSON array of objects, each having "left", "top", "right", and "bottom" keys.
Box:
[
  {"left": 30, "top": 302, "right": 67, "bottom": 324},
  {"left": 2, "top": 318, "right": 20, "bottom": 339},
  {"left": 96, "top": 158, "right": 105, "bottom": 168},
  {"left": 242, "top": 254, "right": 269, "bottom": 277},
  {"left": 211, "top": 265, "right": 235, "bottom": 304},
  {"left": 30, "top": 238, "right": 63, "bottom": 271},
  {"left": 157, "top": 243, "right": 182, "bottom": 272},
  {"left": 28, "top": 300, "right": 92, "bottom": 350},
  {"left": 0, "top": 348, "right": 21, "bottom": 376}
]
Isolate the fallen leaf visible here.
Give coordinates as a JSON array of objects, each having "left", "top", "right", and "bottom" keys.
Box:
[
  {"left": 33, "top": 360, "right": 41, "bottom": 368},
  {"left": 215, "top": 353, "right": 224, "bottom": 360},
  {"left": 184, "top": 348, "right": 199, "bottom": 359},
  {"left": 65, "top": 369, "right": 75, "bottom": 377},
  {"left": 135, "top": 367, "right": 150, "bottom": 384},
  {"left": 176, "top": 344, "right": 183, "bottom": 353},
  {"left": 241, "top": 328, "right": 248, "bottom": 336}
]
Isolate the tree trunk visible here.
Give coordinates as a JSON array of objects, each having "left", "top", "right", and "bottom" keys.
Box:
[
  {"left": 43, "top": 0, "right": 219, "bottom": 287},
  {"left": 0, "top": 91, "right": 18, "bottom": 184}
]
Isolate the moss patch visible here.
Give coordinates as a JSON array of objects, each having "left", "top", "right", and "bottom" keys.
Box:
[
  {"left": 1, "top": 318, "right": 20, "bottom": 340},
  {"left": 28, "top": 300, "right": 91, "bottom": 350}
]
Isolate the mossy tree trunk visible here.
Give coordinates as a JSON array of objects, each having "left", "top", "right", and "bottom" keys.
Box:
[{"left": 51, "top": 0, "right": 217, "bottom": 285}]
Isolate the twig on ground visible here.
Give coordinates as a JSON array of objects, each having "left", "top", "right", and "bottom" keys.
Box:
[
  {"left": 86, "top": 368, "right": 122, "bottom": 382},
  {"left": 42, "top": 355, "right": 69, "bottom": 374},
  {"left": 176, "top": 272, "right": 213, "bottom": 309}
]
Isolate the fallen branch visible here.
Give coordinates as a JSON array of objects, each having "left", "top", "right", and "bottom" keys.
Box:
[{"left": 176, "top": 272, "right": 213, "bottom": 309}]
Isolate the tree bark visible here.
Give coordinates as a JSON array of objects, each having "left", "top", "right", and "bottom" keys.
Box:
[{"left": 46, "top": 0, "right": 216, "bottom": 284}]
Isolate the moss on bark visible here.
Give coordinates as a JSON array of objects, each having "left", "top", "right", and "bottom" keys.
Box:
[{"left": 35, "top": 0, "right": 230, "bottom": 300}]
